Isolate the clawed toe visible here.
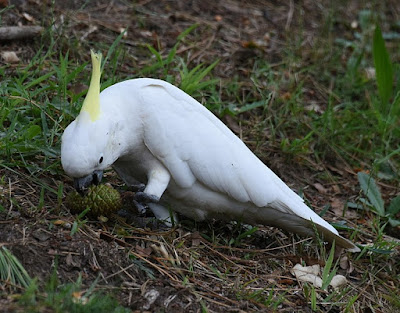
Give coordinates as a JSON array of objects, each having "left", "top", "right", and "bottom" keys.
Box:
[
  {"left": 133, "top": 199, "right": 147, "bottom": 214},
  {"left": 134, "top": 191, "right": 160, "bottom": 203},
  {"left": 130, "top": 183, "right": 146, "bottom": 192}
]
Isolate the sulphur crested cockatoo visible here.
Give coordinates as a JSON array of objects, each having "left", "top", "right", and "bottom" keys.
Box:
[{"left": 61, "top": 51, "right": 359, "bottom": 252}]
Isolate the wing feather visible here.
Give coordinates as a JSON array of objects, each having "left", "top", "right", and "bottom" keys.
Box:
[
  {"left": 139, "top": 81, "right": 285, "bottom": 207},
  {"left": 118, "top": 78, "right": 358, "bottom": 251},
  {"left": 139, "top": 81, "right": 342, "bottom": 233}
]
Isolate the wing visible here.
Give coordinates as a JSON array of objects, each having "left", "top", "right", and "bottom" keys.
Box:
[
  {"left": 138, "top": 80, "right": 306, "bottom": 210},
  {"left": 136, "top": 80, "right": 359, "bottom": 252}
]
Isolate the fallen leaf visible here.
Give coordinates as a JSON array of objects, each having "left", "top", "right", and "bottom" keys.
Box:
[
  {"left": 339, "top": 255, "right": 354, "bottom": 274},
  {"left": 62, "top": 222, "right": 72, "bottom": 229},
  {"left": 351, "top": 20, "right": 358, "bottom": 29},
  {"left": 72, "top": 291, "right": 84, "bottom": 299},
  {"left": 22, "top": 12, "right": 35, "bottom": 22},
  {"left": 215, "top": 15, "right": 223, "bottom": 22},
  {"left": 143, "top": 289, "right": 160, "bottom": 310},
  {"left": 135, "top": 244, "right": 152, "bottom": 257},
  {"left": 332, "top": 184, "right": 341, "bottom": 193},
  {"left": 119, "top": 27, "right": 128, "bottom": 38},
  {"left": 139, "top": 30, "right": 153, "bottom": 37},
  {"left": 331, "top": 197, "right": 343, "bottom": 211},
  {"left": 364, "top": 67, "right": 375, "bottom": 80},
  {"left": 329, "top": 275, "right": 347, "bottom": 289},
  {"left": 190, "top": 231, "right": 203, "bottom": 246},
  {"left": 53, "top": 219, "right": 66, "bottom": 226},
  {"left": 98, "top": 215, "right": 108, "bottom": 222},
  {"left": 339, "top": 255, "right": 349, "bottom": 270},
  {"left": 291, "top": 264, "right": 349, "bottom": 289},
  {"left": 314, "top": 183, "right": 328, "bottom": 194},
  {"left": 66, "top": 253, "right": 74, "bottom": 266},
  {"left": 32, "top": 229, "right": 51, "bottom": 242},
  {"left": 48, "top": 249, "right": 58, "bottom": 255},
  {"left": 1, "top": 51, "right": 20, "bottom": 63},
  {"left": 327, "top": 165, "right": 344, "bottom": 176},
  {"left": 241, "top": 40, "right": 262, "bottom": 49},
  {"left": 277, "top": 278, "right": 296, "bottom": 285},
  {"left": 332, "top": 198, "right": 358, "bottom": 219},
  {"left": 290, "top": 264, "right": 322, "bottom": 288},
  {"left": 72, "top": 291, "right": 88, "bottom": 304},
  {"left": 305, "top": 102, "right": 324, "bottom": 114}
]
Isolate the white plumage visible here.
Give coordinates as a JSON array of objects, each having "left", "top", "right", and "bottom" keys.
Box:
[{"left": 61, "top": 53, "right": 359, "bottom": 252}]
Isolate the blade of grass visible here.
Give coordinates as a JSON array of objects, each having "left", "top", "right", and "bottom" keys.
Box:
[
  {"left": 357, "top": 172, "right": 385, "bottom": 216},
  {"left": 321, "top": 241, "right": 337, "bottom": 290},
  {"left": 0, "top": 246, "right": 32, "bottom": 289},
  {"left": 373, "top": 25, "right": 393, "bottom": 113}
]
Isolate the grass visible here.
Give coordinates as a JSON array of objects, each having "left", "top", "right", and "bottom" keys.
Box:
[
  {"left": 1, "top": 1, "right": 400, "bottom": 312},
  {"left": 18, "top": 271, "right": 130, "bottom": 313},
  {"left": 0, "top": 246, "right": 32, "bottom": 289}
]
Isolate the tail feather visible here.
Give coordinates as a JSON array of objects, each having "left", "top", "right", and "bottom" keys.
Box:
[
  {"left": 314, "top": 223, "right": 360, "bottom": 252},
  {"left": 264, "top": 201, "right": 360, "bottom": 252}
]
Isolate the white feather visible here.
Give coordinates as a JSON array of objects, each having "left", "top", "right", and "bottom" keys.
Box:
[{"left": 62, "top": 78, "right": 359, "bottom": 252}]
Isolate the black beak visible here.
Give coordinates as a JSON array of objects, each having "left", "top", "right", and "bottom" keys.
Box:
[{"left": 73, "top": 170, "right": 103, "bottom": 195}]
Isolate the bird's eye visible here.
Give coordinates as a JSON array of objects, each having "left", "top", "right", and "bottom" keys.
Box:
[{"left": 99, "top": 156, "right": 103, "bottom": 164}]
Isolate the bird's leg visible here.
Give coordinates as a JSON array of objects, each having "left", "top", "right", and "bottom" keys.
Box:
[
  {"left": 135, "top": 166, "right": 171, "bottom": 202},
  {"left": 133, "top": 166, "right": 171, "bottom": 218},
  {"left": 148, "top": 203, "right": 177, "bottom": 227},
  {"left": 129, "top": 183, "right": 145, "bottom": 192},
  {"left": 135, "top": 191, "right": 160, "bottom": 203}
]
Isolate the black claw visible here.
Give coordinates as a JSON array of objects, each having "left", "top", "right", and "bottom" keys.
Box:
[
  {"left": 134, "top": 192, "right": 160, "bottom": 203},
  {"left": 129, "top": 183, "right": 146, "bottom": 192},
  {"left": 133, "top": 200, "right": 147, "bottom": 215}
]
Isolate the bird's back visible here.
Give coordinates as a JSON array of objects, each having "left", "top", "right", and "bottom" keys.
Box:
[{"left": 105, "top": 78, "right": 359, "bottom": 251}]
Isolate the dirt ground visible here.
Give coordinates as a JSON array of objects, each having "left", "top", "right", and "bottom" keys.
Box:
[{"left": 1, "top": 0, "right": 400, "bottom": 312}]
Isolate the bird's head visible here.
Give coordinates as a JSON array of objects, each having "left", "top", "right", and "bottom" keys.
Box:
[{"left": 61, "top": 50, "right": 114, "bottom": 193}]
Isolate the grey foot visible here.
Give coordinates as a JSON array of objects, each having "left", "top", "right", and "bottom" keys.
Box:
[
  {"left": 133, "top": 192, "right": 159, "bottom": 215},
  {"left": 135, "top": 191, "right": 160, "bottom": 203},
  {"left": 130, "top": 183, "right": 145, "bottom": 192},
  {"left": 133, "top": 199, "right": 147, "bottom": 214}
]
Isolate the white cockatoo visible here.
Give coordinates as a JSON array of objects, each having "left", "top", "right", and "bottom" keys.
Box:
[{"left": 61, "top": 51, "right": 359, "bottom": 252}]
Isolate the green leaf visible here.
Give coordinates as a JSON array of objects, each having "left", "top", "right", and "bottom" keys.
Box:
[
  {"left": 179, "top": 60, "right": 219, "bottom": 95},
  {"left": 0, "top": 246, "right": 32, "bottom": 288},
  {"left": 387, "top": 196, "right": 400, "bottom": 216},
  {"left": 390, "top": 89, "right": 400, "bottom": 118},
  {"left": 237, "top": 99, "right": 268, "bottom": 114},
  {"left": 24, "top": 125, "right": 41, "bottom": 140},
  {"left": 388, "top": 217, "right": 400, "bottom": 227},
  {"left": 373, "top": 25, "right": 393, "bottom": 112},
  {"left": 101, "top": 28, "right": 127, "bottom": 73},
  {"left": 357, "top": 172, "right": 385, "bottom": 216},
  {"left": 236, "top": 226, "right": 258, "bottom": 241},
  {"left": 176, "top": 24, "right": 198, "bottom": 41},
  {"left": 321, "top": 241, "right": 337, "bottom": 290},
  {"left": 146, "top": 44, "right": 163, "bottom": 66},
  {"left": 311, "top": 286, "right": 317, "bottom": 311},
  {"left": 25, "top": 71, "right": 55, "bottom": 89}
]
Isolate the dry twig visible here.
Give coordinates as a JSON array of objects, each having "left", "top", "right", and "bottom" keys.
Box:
[{"left": 0, "top": 26, "right": 43, "bottom": 41}]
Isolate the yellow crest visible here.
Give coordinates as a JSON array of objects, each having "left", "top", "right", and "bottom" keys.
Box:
[{"left": 80, "top": 50, "right": 102, "bottom": 122}]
